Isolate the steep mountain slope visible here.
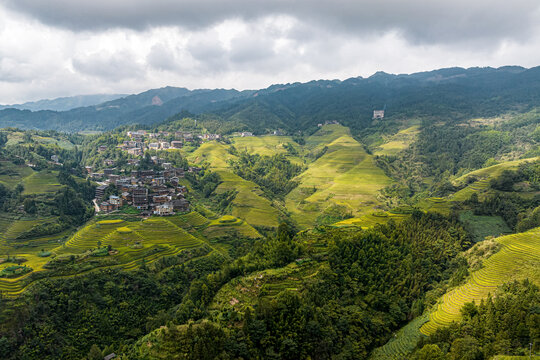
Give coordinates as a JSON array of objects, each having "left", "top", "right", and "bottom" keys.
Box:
[{"left": 208, "top": 66, "right": 540, "bottom": 134}]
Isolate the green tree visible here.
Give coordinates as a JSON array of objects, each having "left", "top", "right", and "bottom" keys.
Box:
[
  {"left": 23, "top": 198, "right": 37, "bottom": 214},
  {"left": 450, "top": 337, "right": 483, "bottom": 360},
  {"left": 87, "top": 344, "right": 102, "bottom": 360},
  {"left": 413, "top": 344, "right": 446, "bottom": 360}
]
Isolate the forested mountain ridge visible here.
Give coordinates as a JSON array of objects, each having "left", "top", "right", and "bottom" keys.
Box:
[{"left": 1, "top": 66, "right": 540, "bottom": 133}]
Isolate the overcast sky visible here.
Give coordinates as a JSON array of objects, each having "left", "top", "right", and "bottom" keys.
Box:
[{"left": 1, "top": 0, "right": 540, "bottom": 104}]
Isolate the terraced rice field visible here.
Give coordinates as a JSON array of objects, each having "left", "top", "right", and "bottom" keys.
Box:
[
  {"left": 0, "top": 216, "right": 57, "bottom": 241},
  {"left": 203, "top": 219, "right": 262, "bottom": 239},
  {"left": 188, "top": 141, "right": 237, "bottom": 169},
  {"left": 370, "top": 314, "right": 429, "bottom": 360},
  {"left": 188, "top": 142, "right": 279, "bottom": 228},
  {"left": 181, "top": 211, "right": 210, "bottom": 227},
  {"left": 0, "top": 217, "right": 206, "bottom": 297},
  {"left": 454, "top": 157, "right": 540, "bottom": 185},
  {"left": 451, "top": 178, "right": 491, "bottom": 202},
  {"left": 286, "top": 128, "right": 392, "bottom": 228},
  {"left": 420, "top": 228, "right": 540, "bottom": 335},
  {"left": 0, "top": 160, "right": 33, "bottom": 189},
  {"left": 416, "top": 197, "right": 453, "bottom": 215},
  {"left": 232, "top": 135, "right": 299, "bottom": 157},
  {"left": 304, "top": 124, "right": 350, "bottom": 149},
  {"left": 59, "top": 218, "right": 201, "bottom": 256},
  {"left": 22, "top": 171, "right": 64, "bottom": 195},
  {"left": 334, "top": 212, "right": 407, "bottom": 228},
  {"left": 210, "top": 263, "right": 317, "bottom": 313},
  {"left": 215, "top": 170, "right": 279, "bottom": 228}
]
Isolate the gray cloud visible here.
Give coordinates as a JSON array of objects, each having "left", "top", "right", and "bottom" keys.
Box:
[
  {"left": 146, "top": 43, "right": 181, "bottom": 71},
  {"left": 72, "top": 51, "right": 145, "bottom": 81},
  {"left": 1, "top": 1, "right": 540, "bottom": 104},
  {"left": 3, "top": 0, "right": 540, "bottom": 46}
]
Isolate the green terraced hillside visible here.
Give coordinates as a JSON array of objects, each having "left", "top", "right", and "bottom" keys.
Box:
[
  {"left": 420, "top": 227, "right": 540, "bottom": 336},
  {"left": 333, "top": 212, "right": 407, "bottom": 228},
  {"left": 187, "top": 141, "right": 280, "bottom": 228},
  {"left": 188, "top": 141, "right": 237, "bottom": 169},
  {"left": 373, "top": 125, "right": 420, "bottom": 156},
  {"left": 0, "top": 160, "right": 34, "bottom": 189},
  {"left": 286, "top": 126, "right": 393, "bottom": 228},
  {"left": 232, "top": 135, "right": 300, "bottom": 157},
  {"left": 22, "top": 170, "right": 62, "bottom": 194},
  {"left": 214, "top": 170, "right": 280, "bottom": 228},
  {"left": 0, "top": 210, "right": 266, "bottom": 297},
  {"left": 210, "top": 262, "right": 319, "bottom": 314}
]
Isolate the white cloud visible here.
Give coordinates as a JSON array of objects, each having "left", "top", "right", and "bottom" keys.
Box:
[{"left": 0, "top": 2, "right": 539, "bottom": 104}]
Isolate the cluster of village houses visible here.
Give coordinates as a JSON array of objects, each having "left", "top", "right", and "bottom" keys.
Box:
[
  {"left": 98, "top": 130, "right": 223, "bottom": 156},
  {"left": 89, "top": 159, "right": 202, "bottom": 217},
  {"left": 96, "top": 130, "right": 256, "bottom": 156},
  {"left": 89, "top": 128, "right": 259, "bottom": 216}
]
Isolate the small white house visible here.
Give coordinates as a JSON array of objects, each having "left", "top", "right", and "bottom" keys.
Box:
[{"left": 154, "top": 202, "right": 174, "bottom": 216}]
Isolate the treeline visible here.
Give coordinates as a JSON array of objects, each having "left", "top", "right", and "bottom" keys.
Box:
[{"left": 414, "top": 280, "right": 539, "bottom": 360}]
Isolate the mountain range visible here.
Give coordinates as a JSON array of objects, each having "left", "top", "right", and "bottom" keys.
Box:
[
  {"left": 0, "top": 65, "right": 539, "bottom": 133},
  {"left": 0, "top": 94, "right": 126, "bottom": 112}
]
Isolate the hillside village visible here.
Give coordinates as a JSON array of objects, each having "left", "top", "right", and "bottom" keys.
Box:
[
  {"left": 117, "top": 130, "right": 222, "bottom": 156},
  {"left": 92, "top": 159, "right": 199, "bottom": 216}
]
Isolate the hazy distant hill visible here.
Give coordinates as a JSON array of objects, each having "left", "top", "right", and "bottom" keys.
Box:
[
  {"left": 0, "top": 87, "right": 251, "bottom": 132},
  {"left": 0, "top": 94, "right": 127, "bottom": 112}
]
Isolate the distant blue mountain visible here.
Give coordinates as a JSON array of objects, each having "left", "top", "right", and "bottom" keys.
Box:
[{"left": 0, "top": 94, "right": 127, "bottom": 112}]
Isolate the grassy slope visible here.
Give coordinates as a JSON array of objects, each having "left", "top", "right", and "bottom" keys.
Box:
[
  {"left": 414, "top": 157, "right": 540, "bottom": 214},
  {"left": 334, "top": 212, "right": 408, "bottom": 229},
  {"left": 370, "top": 314, "right": 429, "bottom": 360},
  {"left": 232, "top": 135, "right": 298, "bottom": 156},
  {"left": 286, "top": 125, "right": 393, "bottom": 228},
  {"left": 210, "top": 262, "right": 319, "bottom": 314},
  {"left": 459, "top": 211, "right": 512, "bottom": 242}
]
